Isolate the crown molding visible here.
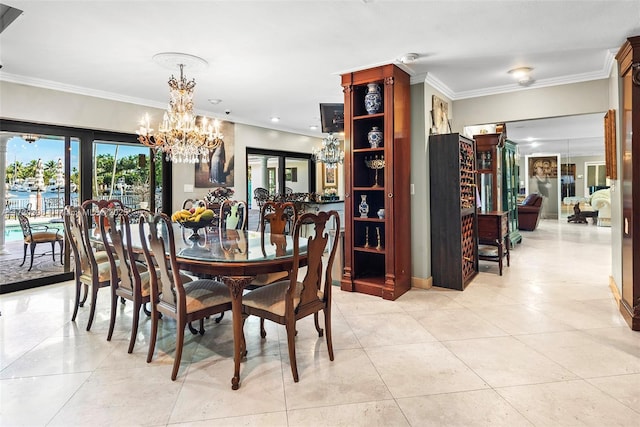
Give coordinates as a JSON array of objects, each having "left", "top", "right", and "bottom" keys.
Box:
[
  {"left": 0, "top": 72, "right": 165, "bottom": 109},
  {"left": 422, "top": 48, "right": 617, "bottom": 100}
]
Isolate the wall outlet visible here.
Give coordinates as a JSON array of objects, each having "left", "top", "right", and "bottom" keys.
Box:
[{"left": 410, "top": 183, "right": 415, "bottom": 195}]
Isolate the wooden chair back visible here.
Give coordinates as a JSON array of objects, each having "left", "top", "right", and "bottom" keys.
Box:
[
  {"left": 292, "top": 210, "right": 340, "bottom": 312},
  {"left": 99, "top": 207, "right": 140, "bottom": 294},
  {"left": 259, "top": 201, "right": 297, "bottom": 256},
  {"left": 64, "top": 205, "right": 95, "bottom": 276},
  {"left": 139, "top": 212, "right": 183, "bottom": 315}
]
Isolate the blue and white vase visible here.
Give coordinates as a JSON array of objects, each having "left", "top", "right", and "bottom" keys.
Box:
[
  {"left": 359, "top": 194, "right": 369, "bottom": 218},
  {"left": 368, "top": 126, "right": 383, "bottom": 148},
  {"left": 364, "top": 83, "right": 382, "bottom": 114}
]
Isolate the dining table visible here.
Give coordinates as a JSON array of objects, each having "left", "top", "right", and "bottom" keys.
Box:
[{"left": 137, "top": 223, "right": 307, "bottom": 390}]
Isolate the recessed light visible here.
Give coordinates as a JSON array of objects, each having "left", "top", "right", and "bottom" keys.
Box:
[
  {"left": 309, "top": 125, "right": 318, "bottom": 130},
  {"left": 271, "top": 117, "right": 280, "bottom": 123},
  {"left": 208, "top": 98, "right": 222, "bottom": 105}
]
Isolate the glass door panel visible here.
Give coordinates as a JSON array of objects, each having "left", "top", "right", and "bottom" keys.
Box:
[
  {"left": 1, "top": 133, "right": 76, "bottom": 291},
  {"left": 92, "top": 141, "right": 157, "bottom": 209}
]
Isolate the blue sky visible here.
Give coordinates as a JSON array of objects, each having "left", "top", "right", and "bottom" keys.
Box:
[{"left": 5, "top": 136, "right": 147, "bottom": 167}]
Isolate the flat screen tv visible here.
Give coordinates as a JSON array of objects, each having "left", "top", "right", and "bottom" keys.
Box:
[{"left": 319, "top": 103, "right": 344, "bottom": 133}]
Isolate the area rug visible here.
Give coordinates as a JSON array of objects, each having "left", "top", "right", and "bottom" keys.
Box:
[{"left": 0, "top": 252, "right": 66, "bottom": 285}]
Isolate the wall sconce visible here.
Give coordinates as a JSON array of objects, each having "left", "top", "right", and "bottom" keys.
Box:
[{"left": 508, "top": 67, "right": 534, "bottom": 86}]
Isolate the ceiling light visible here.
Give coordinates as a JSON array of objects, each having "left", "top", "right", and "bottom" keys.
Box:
[
  {"left": 271, "top": 117, "right": 280, "bottom": 123},
  {"left": 136, "top": 53, "right": 223, "bottom": 163},
  {"left": 208, "top": 98, "right": 222, "bottom": 105},
  {"left": 508, "top": 67, "right": 534, "bottom": 86},
  {"left": 22, "top": 134, "right": 39, "bottom": 144},
  {"left": 309, "top": 125, "right": 318, "bottom": 130},
  {"left": 399, "top": 53, "right": 418, "bottom": 64}
]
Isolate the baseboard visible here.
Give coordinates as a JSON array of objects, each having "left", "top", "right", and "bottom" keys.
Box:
[
  {"left": 412, "top": 276, "right": 432, "bottom": 290},
  {"left": 609, "top": 275, "right": 621, "bottom": 306}
]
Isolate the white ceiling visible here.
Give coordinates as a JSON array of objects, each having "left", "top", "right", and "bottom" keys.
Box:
[{"left": 1, "top": 1, "right": 638, "bottom": 155}]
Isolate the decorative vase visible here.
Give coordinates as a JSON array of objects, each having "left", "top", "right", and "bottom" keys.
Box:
[
  {"left": 359, "top": 195, "right": 369, "bottom": 218},
  {"left": 368, "top": 126, "right": 383, "bottom": 148},
  {"left": 364, "top": 83, "right": 382, "bottom": 114},
  {"left": 377, "top": 208, "right": 385, "bottom": 219}
]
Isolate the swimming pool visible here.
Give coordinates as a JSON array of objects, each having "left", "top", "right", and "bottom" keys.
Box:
[{"left": 3, "top": 223, "right": 65, "bottom": 242}]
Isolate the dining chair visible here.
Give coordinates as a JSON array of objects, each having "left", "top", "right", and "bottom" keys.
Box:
[
  {"left": 138, "top": 212, "right": 232, "bottom": 381},
  {"left": 63, "top": 205, "right": 112, "bottom": 330},
  {"left": 242, "top": 210, "right": 340, "bottom": 382},
  {"left": 219, "top": 199, "right": 248, "bottom": 230},
  {"left": 182, "top": 198, "right": 196, "bottom": 210},
  {"left": 252, "top": 187, "right": 269, "bottom": 229},
  {"left": 99, "top": 207, "right": 151, "bottom": 353},
  {"left": 17, "top": 210, "right": 64, "bottom": 271},
  {"left": 249, "top": 201, "right": 299, "bottom": 311}
]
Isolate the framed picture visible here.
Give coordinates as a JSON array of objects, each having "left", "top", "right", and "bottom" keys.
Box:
[
  {"left": 604, "top": 109, "right": 617, "bottom": 179},
  {"left": 323, "top": 165, "right": 337, "bottom": 188},
  {"left": 285, "top": 167, "right": 297, "bottom": 182},
  {"left": 528, "top": 156, "right": 558, "bottom": 178},
  {"left": 431, "top": 95, "right": 451, "bottom": 134},
  {"left": 194, "top": 121, "right": 235, "bottom": 187}
]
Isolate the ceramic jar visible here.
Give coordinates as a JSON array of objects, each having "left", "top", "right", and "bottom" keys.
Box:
[
  {"left": 359, "top": 194, "right": 370, "bottom": 218},
  {"left": 368, "top": 126, "right": 383, "bottom": 148},
  {"left": 377, "top": 208, "right": 385, "bottom": 219},
  {"left": 364, "top": 83, "right": 382, "bottom": 114}
]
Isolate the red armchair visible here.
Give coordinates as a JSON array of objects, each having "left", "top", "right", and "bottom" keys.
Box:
[{"left": 518, "top": 193, "right": 543, "bottom": 231}]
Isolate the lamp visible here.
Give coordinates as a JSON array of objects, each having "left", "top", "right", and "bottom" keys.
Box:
[
  {"left": 22, "top": 134, "right": 39, "bottom": 144},
  {"left": 312, "top": 133, "right": 344, "bottom": 169},
  {"left": 136, "top": 54, "right": 223, "bottom": 163},
  {"left": 508, "top": 67, "right": 534, "bottom": 86}
]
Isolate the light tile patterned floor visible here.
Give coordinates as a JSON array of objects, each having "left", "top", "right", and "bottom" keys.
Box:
[{"left": 1, "top": 218, "right": 639, "bottom": 426}]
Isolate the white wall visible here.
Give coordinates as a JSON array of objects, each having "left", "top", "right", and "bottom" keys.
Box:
[{"left": 451, "top": 80, "right": 610, "bottom": 132}]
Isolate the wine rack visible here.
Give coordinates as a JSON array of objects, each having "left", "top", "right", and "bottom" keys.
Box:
[{"left": 429, "top": 133, "right": 479, "bottom": 290}]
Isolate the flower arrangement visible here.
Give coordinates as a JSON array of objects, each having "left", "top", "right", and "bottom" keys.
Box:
[
  {"left": 323, "top": 188, "right": 338, "bottom": 200},
  {"left": 204, "top": 187, "right": 234, "bottom": 204}
]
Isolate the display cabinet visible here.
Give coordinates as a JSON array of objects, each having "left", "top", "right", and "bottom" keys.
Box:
[
  {"left": 616, "top": 35, "right": 640, "bottom": 330},
  {"left": 430, "top": 133, "right": 478, "bottom": 290},
  {"left": 340, "top": 64, "right": 411, "bottom": 300},
  {"left": 474, "top": 132, "right": 522, "bottom": 247}
]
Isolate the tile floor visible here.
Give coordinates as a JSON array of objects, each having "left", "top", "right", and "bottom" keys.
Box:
[{"left": 1, "top": 218, "right": 639, "bottom": 426}]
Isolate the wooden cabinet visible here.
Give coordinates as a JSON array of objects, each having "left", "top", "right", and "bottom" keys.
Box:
[
  {"left": 616, "top": 36, "right": 640, "bottom": 330},
  {"left": 429, "top": 133, "right": 478, "bottom": 290},
  {"left": 474, "top": 132, "right": 522, "bottom": 247},
  {"left": 340, "top": 64, "right": 411, "bottom": 300}
]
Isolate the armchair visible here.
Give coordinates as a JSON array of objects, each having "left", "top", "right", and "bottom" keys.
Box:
[
  {"left": 18, "top": 211, "right": 64, "bottom": 271},
  {"left": 517, "top": 193, "right": 543, "bottom": 231},
  {"left": 590, "top": 188, "right": 611, "bottom": 227}
]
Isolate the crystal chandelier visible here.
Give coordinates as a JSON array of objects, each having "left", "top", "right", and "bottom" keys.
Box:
[
  {"left": 312, "top": 133, "right": 344, "bottom": 169},
  {"left": 136, "top": 62, "right": 223, "bottom": 163}
]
